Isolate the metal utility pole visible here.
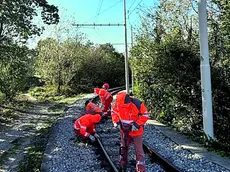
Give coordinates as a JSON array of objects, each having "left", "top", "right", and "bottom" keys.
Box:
[
  {"left": 124, "top": 0, "right": 129, "bottom": 94},
  {"left": 198, "top": 0, "right": 214, "bottom": 139},
  {"left": 131, "top": 25, "right": 134, "bottom": 47},
  {"left": 131, "top": 25, "right": 134, "bottom": 93}
]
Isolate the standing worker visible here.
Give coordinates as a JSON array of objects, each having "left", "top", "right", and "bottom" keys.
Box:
[
  {"left": 73, "top": 114, "right": 101, "bottom": 143},
  {"left": 94, "top": 83, "right": 113, "bottom": 119},
  {"left": 85, "top": 100, "right": 103, "bottom": 116},
  {"left": 111, "top": 92, "right": 150, "bottom": 172}
]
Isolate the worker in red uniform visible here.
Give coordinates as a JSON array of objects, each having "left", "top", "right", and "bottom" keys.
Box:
[
  {"left": 73, "top": 114, "right": 101, "bottom": 142},
  {"left": 85, "top": 100, "right": 103, "bottom": 116},
  {"left": 94, "top": 83, "right": 113, "bottom": 119},
  {"left": 111, "top": 92, "right": 150, "bottom": 172}
]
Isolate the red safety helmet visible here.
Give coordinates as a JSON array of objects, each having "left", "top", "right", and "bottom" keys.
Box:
[{"left": 102, "top": 83, "right": 109, "bottom": 90}]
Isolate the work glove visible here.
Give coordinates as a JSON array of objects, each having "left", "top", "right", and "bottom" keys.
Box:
[
  {"left": 89, "top": 135, "right": 96, "bottom": 142},
  {"left": 113, "top": 123, "right": 120, "bottom": 129},
  {"left": 131, "top": 122, "right": 140, "bottom": 131},
  {"left": 94, "top": 133, "right": 100, "bottom": 138}
]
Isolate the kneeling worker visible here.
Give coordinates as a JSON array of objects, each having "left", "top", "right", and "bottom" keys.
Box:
[
  {"left": 73, "top": 113, "right": 101, "bottom": 142},
  {"left": 85, "top": 100, "right": 103, "bottom": 116}
]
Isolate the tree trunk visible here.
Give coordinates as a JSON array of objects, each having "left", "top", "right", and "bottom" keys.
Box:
[{"left": 57, "top": 65, "right": 61, "bottom": 95}]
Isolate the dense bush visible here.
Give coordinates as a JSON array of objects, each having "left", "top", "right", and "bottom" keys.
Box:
[
  {"left": 131, "top": 0, "right": 230, "bottom": 155},
  {"left": 35, "top": 41, "right": 125, "bottom": 95}
]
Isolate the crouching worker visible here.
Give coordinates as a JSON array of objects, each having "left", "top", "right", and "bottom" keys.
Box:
[
  {"left": 111, "top": 92, "right": 150, "bottom": 172},
  {"left": 94, "top": 83, "right": 113, "bottom": 119},
  {"left": 73, "top": 114, "right": 101, "bottom": 143},
  {"left": 85, "top": 100, "right": 103, "bottom": 116}
]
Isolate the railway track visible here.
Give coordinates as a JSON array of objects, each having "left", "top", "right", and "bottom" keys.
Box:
[{"left": 89, "top": 87, "right": 182, "bottom": 172}]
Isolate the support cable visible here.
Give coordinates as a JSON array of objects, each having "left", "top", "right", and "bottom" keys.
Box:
[
  {"left": 128, "top": 0, "right": 138, "bottom": 12},
  {"left": 94, "top": 28, "right": 106, "bottom": 42},
  {"left": 95, "top": 0, "right": 104, "bottom": 22},
  {"left": 128, "top": 0, "right": 144, "bottom": 17},
  {"left": 83, "top": 0, "right": 122, "bottom": 24}
]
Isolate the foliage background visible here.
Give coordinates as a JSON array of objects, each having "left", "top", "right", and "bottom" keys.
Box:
[{"left": 130, "top": 0, "right": 230, "bottom": 155}]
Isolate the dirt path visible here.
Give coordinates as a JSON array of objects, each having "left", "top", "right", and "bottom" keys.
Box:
[{"left": 0, "top": 94, "right": 65, "bottom": 172}]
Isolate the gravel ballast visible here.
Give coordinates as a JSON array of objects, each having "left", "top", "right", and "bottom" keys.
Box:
[
  {"left": 144, "top": 124, "right": 230, "bottom": 172},
  {"left": 41, "top": 94, "right": 107, "bottom": 172},
  {"left": 41, "top": 94, "right": 230, "bottom": 172}
]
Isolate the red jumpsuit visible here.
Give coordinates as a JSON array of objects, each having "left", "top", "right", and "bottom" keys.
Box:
[
  {"left": 94, "top": 88, "right": 113, "bottom": 117},
  {"left": 111, "top": 92, "right": 150, "bottom": 172},
  {"left": 73, "top": 114, "right": 101, "bottom": 139}
]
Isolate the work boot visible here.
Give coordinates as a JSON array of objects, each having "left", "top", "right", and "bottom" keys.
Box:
[
  {"left": 119, "top": 165, "right": 127, "bottom": 172},
  {"left": 136, "top": 164, "right": 146, "bottom": 172},
  {"left": 107, "top": 110, "right": 111, "bottom": 117},
  {"left": 119, "top": 157, "right": 128, "bottom": 167}
]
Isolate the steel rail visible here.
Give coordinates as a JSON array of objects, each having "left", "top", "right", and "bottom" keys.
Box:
[
  {"left": 90, "top": 86, "right": 182, "bottom": 172},
  {"left": 91, "top": 86, "right": 125, "bottom": 172},
  {"left": 96, "top": 137, "right": 119, "bottom": 172},
  {"left": 143, "top": 141, "right": 182, "bottom": 172},
  {"left": 91, "top": 86, "right": 181, "bottom": 172}
]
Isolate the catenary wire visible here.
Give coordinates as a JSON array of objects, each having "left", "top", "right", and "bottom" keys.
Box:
[
  {"left": 128, "top": 0, "right": 144, "bottom": 17},
  {"left": 128, "top": 0, "right": 138, "bottom": 12},
  {"left": 95, "top": 0, "right": 104, "bottom": 22},
  {"left": 83, "top": 0, "right": 123, "bottom": 24}
]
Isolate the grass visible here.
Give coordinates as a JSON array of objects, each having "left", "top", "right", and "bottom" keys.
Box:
[
  {"left": 15, "top": 92, "right": 88, "bottom": 171},
  {"left": 46, "top": 93, "right": 88, "bottom": 113},
  {"left": 56, "top": 93, "right": 88, "bottom": 104},
  {"left": 47, "top": 102, "right": 66, "bottom": 113},
  {"left": 0, "top": 87, "right": 90, "bottom": 170},
  {"left": 0, "top": 109, "right": 19, "bottom": 124},
  {"left": 18, "top": 127, "right": 50, "bottom": 172},
  {"left": 28, "top": 86, "right": 89, "bottom": 103},
  {"left": 0, "top": 138, "right": 22, "bottom": 166},
  {"left": 0, "top": 88, "right": 88, "bottom": 125},
  {"left": 11, "top": 101, "right": 35, "bottom": 110}
]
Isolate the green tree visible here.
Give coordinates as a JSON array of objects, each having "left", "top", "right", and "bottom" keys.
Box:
[
  {"left": 131, "top": 0, "right": 202, "bottom": 133},
  {"left": 0, "top": 0, "right": 59, "bottom": 43},
  {"left": 131, "top": 0, "right": 230, "bottom": 153},
  {"left": 0, "top": 45, "right": 30, "bottom": 101},
  {"left": 0, "top": 0, "right": 59, "bottom": 101},
  {"left": 35, "top": 39, "right": 125, "bottom": 95},
  {"left": 35, "top": 36, "right": 91, "bottom": 95}
]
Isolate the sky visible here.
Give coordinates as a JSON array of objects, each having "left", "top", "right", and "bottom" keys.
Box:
[{"left": 28, "top": 0, "right": 158, "bottom": 53}]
